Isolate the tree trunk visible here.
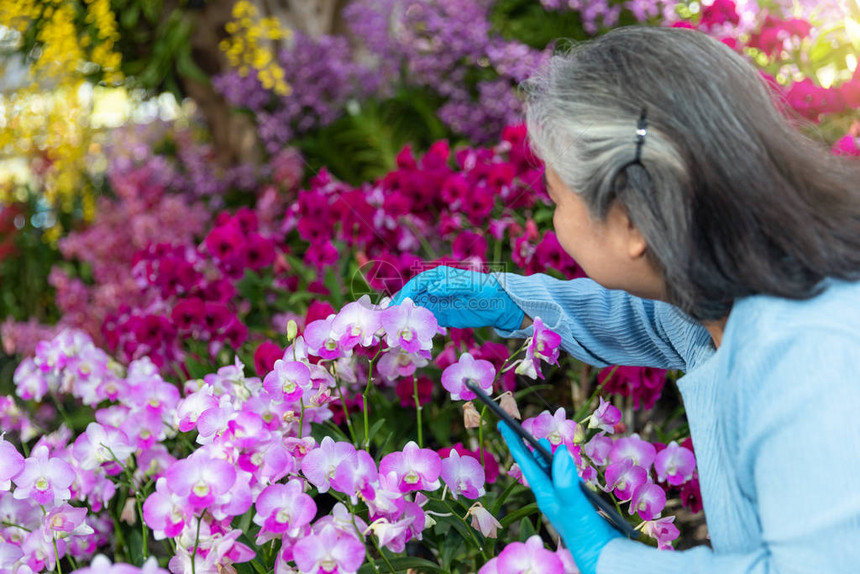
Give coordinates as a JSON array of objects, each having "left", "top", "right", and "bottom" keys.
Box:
[{"left": 180, "top": 0, "right": 347, "bottom": 166}]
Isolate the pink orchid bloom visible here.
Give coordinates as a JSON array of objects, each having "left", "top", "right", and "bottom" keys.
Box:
[
  {"left": 143, "top": 477, "right": 188, "bottom": 540},
  {"left": 73, "top": 423, "right": 135, "bottom": 474},
  {"left": 586, "top": 397, "right": 622, "bottom": 433},
  {"left": 480, "top": 535, "right": 565, "bottom": 574},
  {"left": 466, "top": 503, "right": 502, "bottom": 538},
  {"left": 293, "top": 523, "right": 366, "bottom": 574},
  {"left": 608, "top": 434, "right": 657, "bottom": 470},
  {"left": 254, "top": 479, "right": 317, "bottom": 540},
  {"left": 0, "top": 437, "right": 24, "bottom": 490},
  {"left": 301, "top": 437, "right": 357, "bottom": 494},
  {"left": 440, "top": 352, "right": 495, "bottom": 401},
  {"left": 641, "top": 515, "right": 681, "bottom": 550},
  {"left": 304, "top": 316, "right": 343, "bottom": 360},
  {"left": 263, "top": 359, "right": 312, "bottom": 402},
  {"left": 523, "top": 408, "right": 581, "bottom": 452},
  {"left": 379, "top": 441, "right": 441, "bottom": 493},
  {"left": 604, "top": 459, "right": 649, "bottom": 502},
  {"left": 12, "top": 445, "right": 74, "bottom": 507},
  {"left": 380, "top": 298, "right": 438, "bottom": 353},
  {"left": 583, "top": 433, "right": 613, "bottom": 466},
  {"left": 440, "top": 450, "right": 486, "bottom": 500},
  {"left": 330, "top": 299, "right": 382, "bottom": 351},
  {"left": 629, "top": 480, "right": 667, "bottom": 521},
  {"left": 654, "top": 440, "right": 696, "bottom": 486},
  {"left": 331, "top": 449, "right": 378, "bottom": 504},
  {"left": 164, "top": 453, "right": 237, "bottom": 512}
]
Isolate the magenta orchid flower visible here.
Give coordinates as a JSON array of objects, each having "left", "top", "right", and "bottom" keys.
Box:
[
  {"left": 514, "top": 317, "right": 562, "bottom": 379},
  {"left": 73, "top": 423, "right": 136, "bottom": 474},
  {"left": 523, "top": 408, "right": 582, "bottom": 452},
  {"left": 583, "top": 433, "right": 613, "bottom": 466},
  {"left": 293, "top": 523, "right": 366, "bottom": 574},
  {"left": 164, "top": 453, "right": 237, "bottom": 512},
  {"left": 0, "top": 436, "right": 24, "bottom": 490},
  {"left": 12, "top": 445, "right": 75, "bottom": 506},
  {"left": 480, "top": 535, "right": 565, "bottom": 574},
  {"left": 629, "top": 480, "right": 667, "bottom": 521},
  {"left": 641, "top": 515, "right": 681, "bottom": 550},
  {"left": 263, "top": 359, "right": 312, "bottom": 403},
  {"left": 440, "top": 449, "right": 486, "bottom": 500},
  {"left": 440, "top": 352, "right": 495, "bottom": 401},
  {"left": 45, "top": 503, "right": 94, "bottom": 538},
  {"left": 174, "top": 389, "right": 218, "bottom": 433},
  {"left": 654, "top": 440, "right": 696, "bottom": 486},
  {"left": 331, "top": 299, "right": 382, "bottom": 351},
  {"left": 143, "top": 477, "right": 189, "bottom": 540},
  {"left": 608, "top": 434, "right": 657, "bottom": 470},
  {"left": 254, "top": 479, "right": 317, "bottom": 541},
  {"left": 304, "top": 316, "right": 343, "bottom": 360},
  {"left": 379, "top": 441, "right": 441, "bottom": 493},
  {"left": 585, "top": 397, "right": 622, "bottom": 433},
  {"left": 380, "top": 298, "right": 438, "bottom": 353},
  {"left": 331, "top": 449, "right": 378, "bottom": 504},
  {"left": 301, "top": 437, "right": 357, "bottom": 494},
  {"left": 604, "top": 459, "right": 649, "bottom": 502},
  {"left": 377, "top": 348, "right": 431, "bottom": 382}
]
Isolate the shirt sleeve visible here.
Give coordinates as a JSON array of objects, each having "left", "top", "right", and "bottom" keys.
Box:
[
  {"left": 596, "top": 328, "right": 860, "bottom": 574},
  {"left": 491, "top": 272, "right": 714, "bottom": 371}
]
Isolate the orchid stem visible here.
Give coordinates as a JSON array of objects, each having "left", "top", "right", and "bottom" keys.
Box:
[
  {"left": 334, "top": 381, "right": 357, "bottom": 445},
  {"left": 413, "top": 374, "right": 423, "bottom": 448}
]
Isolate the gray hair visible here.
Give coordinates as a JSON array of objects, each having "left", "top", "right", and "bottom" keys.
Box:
[{"left": 523, "top": 26, "right": 860, "bottom": 320}]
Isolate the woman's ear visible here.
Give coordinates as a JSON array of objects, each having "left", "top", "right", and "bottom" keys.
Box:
[{"left": 608, "top": 202, "right": 648, "bottom": 260}]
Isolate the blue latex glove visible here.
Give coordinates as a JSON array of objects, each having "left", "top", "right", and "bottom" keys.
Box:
[
  {"left": 390, "top": 266, "right": 525, "bottom": 331},
  {"left": 499, "top": 422, "right": 621, "bottom": 574}
]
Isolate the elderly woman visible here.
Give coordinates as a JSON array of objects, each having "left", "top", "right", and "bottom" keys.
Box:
[{"left": 392, "top": 25, "right": 860, "bottom": 574}]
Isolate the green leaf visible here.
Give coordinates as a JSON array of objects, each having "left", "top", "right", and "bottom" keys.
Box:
[
  {"left": 357, "top": 557, "right": 442, "bottom": 573},
  {"left": 500, "top": 503, "right": 539, "bottom": 528},
  {"left": 518, "top": 516, "right": 536, "bottom": 541}
]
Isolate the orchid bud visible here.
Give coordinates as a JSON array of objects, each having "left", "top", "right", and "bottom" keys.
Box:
[{"left": 287, "top": 319, "right": 298, "bottom": 342}]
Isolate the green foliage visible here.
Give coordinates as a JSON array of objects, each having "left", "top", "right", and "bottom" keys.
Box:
[
  {"left": 294, "top": 87, "right": 452, "bottom": 186},
  {"left": 490, "top": 0, "right": 592, "bottom": 47},
  {"left": 112, "top": 0, "right": 207, "bottom": 98}
]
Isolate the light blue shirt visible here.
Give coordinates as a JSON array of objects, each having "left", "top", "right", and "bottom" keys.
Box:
[{"left": 493, "top": 272, "right": 860, "bottom": 573}]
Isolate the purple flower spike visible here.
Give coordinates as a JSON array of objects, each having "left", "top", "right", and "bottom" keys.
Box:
[
  {"left": 441, "top": 450, "right": 486, "bottom": 500},
  {"left": 254, "top": 479, "right": 317, "bottom": 538},
  {"left": 381, "top": 298, "right": 438, "bottom": 353},
  {"left": 441, "top": 352, "right": 495, "bottom": 401},
  {"left": 293, "top": 523, "right": 366, "bottom": 574},
  {"left": 586, "top": 397, "right": 622, "bottom": 434},
  {"left": 608, "top": 434, "right": 657, "bottom": 469},
  {"left": 629, "top": 480, "right": 667, "bottom": 521},
  {"left": 331, "top": 299, "right": 382, "bottom": 351},
  {"left": 604, "top": 459, "right": 648, "bottom": 502},
  {"left": 263, "top": 359, "right": 312, "bottom": 402},
  {"left": 495, "top": 535, "right": 565, "bottom": 574},
  {"left": 654, "top": 440, "right": 696, "bottom": 486},
  {"left": 379, "top": 441, "right": 442, "bottom": 493}
]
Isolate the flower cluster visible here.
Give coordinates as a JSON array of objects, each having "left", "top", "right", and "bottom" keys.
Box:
[
  {"left": 515, "top": 399, "right": 699, "bottom": 549},
  {"left": 3, "top": 293, "right": 699, "bottom": 572}
]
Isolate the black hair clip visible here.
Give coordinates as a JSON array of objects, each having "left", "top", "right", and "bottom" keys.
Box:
[{"left": 634, "top": 107, "right": 648, "bottom": 164}]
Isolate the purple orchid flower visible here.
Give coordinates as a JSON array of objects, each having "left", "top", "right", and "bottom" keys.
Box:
[
  {"left": 609, "top": 434, "right": 657, "bottom": 470},
  {"left": 629, "top": 480, "right": 667, "bottom": 521},
  {"left": 440, "top": 449, "right": 486, "bottom": 500},
  {"left": 254, "top": 479, "right": 317, "bottom": 541},
  {"left": 654, "top": 440, "right": 696, "bottom": 486},
  {"left": 12, "top": 445, "right": 75, "bottom": 507},
  {"left": 604, "top": 459, "right": 649, "bottom": 502},
  {"left": 263, "top": 359, "right": 312, "bottom": 403},
  {"left": 301, "top": 437, "right": 358, "bottom": 494},
  {"left": 379, "top": 441, "right": 441, "bottom": 493},
  {"left": 440, "top": 352, "right": 495, "bottom": 401},
  {"left": 293, "top": 523, "right": 366, "bottom": 574},
  {"left": 381, "top": 298, "right": 438, "bottom": 353}
]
